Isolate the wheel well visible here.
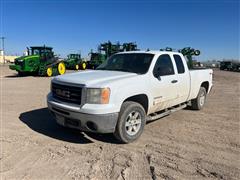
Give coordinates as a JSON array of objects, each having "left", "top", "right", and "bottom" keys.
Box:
[
  {"left": 201, "top": 81, "right": 209, "bottom": 92},
  {"left": 124, "top": 94, "right": 148, "bottom": 113}
]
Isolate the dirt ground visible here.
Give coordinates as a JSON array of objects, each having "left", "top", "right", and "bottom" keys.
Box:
[{"left": 0, "top": 65, "right": 239, "bottom": 180}]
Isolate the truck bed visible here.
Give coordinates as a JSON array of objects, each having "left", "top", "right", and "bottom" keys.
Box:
[{"left": 188, "top": 68, "right": 213, "bottom": 100}]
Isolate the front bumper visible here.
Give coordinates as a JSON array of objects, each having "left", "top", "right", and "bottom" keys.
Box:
[
  {"left": 9, "top": 64, "right": 17, "bottom": 70},
  {"left": 9, "top": 64, "right": 23, "bottom": 72},
  {"left": 47, "top": 99, "right": 119, "bottom": 133}
]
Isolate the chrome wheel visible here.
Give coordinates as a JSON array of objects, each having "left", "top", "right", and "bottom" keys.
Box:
[{"left": 125, "top": 111, "right": 142, "bottom": 136}]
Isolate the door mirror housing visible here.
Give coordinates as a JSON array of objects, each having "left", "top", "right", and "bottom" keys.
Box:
[{"left": 154, "top": 67, "right": 161, "bottom": 80}]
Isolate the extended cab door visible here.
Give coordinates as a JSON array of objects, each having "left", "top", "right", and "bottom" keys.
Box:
[
  {"left": 171, "top": 54, "right": 190, "bottom": 105},
  {"left": 150, "top": 54, "right": 179, "bottom": 112}
]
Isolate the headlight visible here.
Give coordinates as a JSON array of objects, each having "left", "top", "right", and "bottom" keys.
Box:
[{"left": 86, "top": 88, "right": 110, "bottom": 104}]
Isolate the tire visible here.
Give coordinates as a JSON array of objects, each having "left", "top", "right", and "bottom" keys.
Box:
[
  {"left": 46, "top": 67, "right": 53, "bottom": 77},
  {"left": 18, "top": 71, "right": 25, "bottom": 76},
  {"left": 58, "top": 62, "right": 66, "bottom": 75},
  {"left": 82, "top": 62, "right": 87, "bottom": 70},
  {"left": 191, "top": 87, "right": 207, "bottom": 110},
  {"left": 114, "top": 101, "right": 146, "bottom": 143}
]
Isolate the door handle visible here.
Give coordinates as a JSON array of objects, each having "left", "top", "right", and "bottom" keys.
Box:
[{"left": 171, "top": 80, "right": 178, "bottom": 83}]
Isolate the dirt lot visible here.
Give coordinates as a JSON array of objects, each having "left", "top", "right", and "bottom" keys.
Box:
[{"left": 0, "top": 65, "right": 239, "bottom": 180}]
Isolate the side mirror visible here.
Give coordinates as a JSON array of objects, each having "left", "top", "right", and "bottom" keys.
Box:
[{"left": 154, "top": 67, "right": 161, "bottom": 80}]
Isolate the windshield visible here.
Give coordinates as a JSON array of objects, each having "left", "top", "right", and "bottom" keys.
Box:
[
  {"left": 96, "top": 53, "right": 154, "bottom": 74},
  {"left": 31, "top": 49, "right": 40, "bottom": 55},
  {"left": 69, "top": 54, "right": 78, "bottom": 59}
]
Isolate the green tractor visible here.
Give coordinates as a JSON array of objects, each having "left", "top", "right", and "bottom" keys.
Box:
[
  {"left": 87, "top": 51, "right": 106, "bottom": 69},
  {"left": 64, "top": 54, "right": 87, "bottom": 70},
  {"left": 87, "top": 41, "right": 138, "bottom": 69},
  {"left": 9, "top": 46, "right": 66, "bottom": 77}
]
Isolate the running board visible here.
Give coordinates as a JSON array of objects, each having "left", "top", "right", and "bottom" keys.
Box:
[{"left": 147, "top": 103, "right": 187, "bottom": 121}]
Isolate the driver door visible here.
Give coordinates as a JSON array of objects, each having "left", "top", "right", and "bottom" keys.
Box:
[{"left": 150, "top": 54, "right": 178, "bottom": 112}]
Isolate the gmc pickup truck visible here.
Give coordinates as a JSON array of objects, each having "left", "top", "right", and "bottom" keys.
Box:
[{"left": 47, "top": 51, "right": 213, "bottom": 143}]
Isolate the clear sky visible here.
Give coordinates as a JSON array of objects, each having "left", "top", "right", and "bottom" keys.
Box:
[{"left": 1, "top": 0, "right": 239, "bottom": 61}]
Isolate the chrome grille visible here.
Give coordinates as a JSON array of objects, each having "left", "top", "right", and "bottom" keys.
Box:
[{"left": 52, "top": 82, "right": 82, "bottom": 105}]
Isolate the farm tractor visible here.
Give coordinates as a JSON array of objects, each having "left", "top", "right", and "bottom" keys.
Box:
[
  {"left": 9, "top": 46, "right": 66, "bottom": 77},
  {"left": 87, "top": 41, "right": 138, "bottom": 69},
  {"left": 160, "top": 47, "right": 201, "bottom": 69},
  {"left": 64, "top": 54, "right": 87, "bottom": 70}
]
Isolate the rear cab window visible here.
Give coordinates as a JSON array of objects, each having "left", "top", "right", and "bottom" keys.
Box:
[{"left": 173, "top": 54, "right": 185, "bottom": 74}]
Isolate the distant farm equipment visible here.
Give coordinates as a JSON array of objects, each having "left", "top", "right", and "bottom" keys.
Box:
[
  {"left": 220, "top": 61, "right": 240, "bottom": 72},
  {"left": 87, "top": 41, "right": 138, "bottom": 69},
  {"left": 9, "top": 46, "right": 66, "bottom": 76},
  {"left": 64, "top": 54, "right": 87, "bottom": 70}
]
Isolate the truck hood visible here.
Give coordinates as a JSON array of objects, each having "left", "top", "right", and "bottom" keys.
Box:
[{"left": 53, "top": 70, "right": 138, "bottom": 86}]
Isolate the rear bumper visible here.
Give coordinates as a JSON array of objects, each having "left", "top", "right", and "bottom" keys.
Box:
[{"left": 47, "top": 99, "right": 119, "bottom": 133}]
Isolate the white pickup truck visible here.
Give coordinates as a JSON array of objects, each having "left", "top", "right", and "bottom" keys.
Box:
[{"left": 47, "top": 51, "right": 213, "bottom": 143}]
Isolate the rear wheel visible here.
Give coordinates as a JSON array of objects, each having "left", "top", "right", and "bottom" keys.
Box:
[
  {"left": 114, "top": 101, "right": 146, "bottom": 143},
  {"left": 75, "top": 64, "right": 79, "bottom": 70},
  {"left": 46, "top": 67, "right": 53, "bottom": 77},
  {"left": 82, "top": 62, "right": 87, "bottom": 70},
  {"left": 58, "top": 62, "right": 66, "bottom": 75},
  {"left": 191, "top": 87, "right": 207, "bottom": 110}
]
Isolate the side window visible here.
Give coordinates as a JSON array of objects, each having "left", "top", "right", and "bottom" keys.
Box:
[
  {"left": 153, "top": 54, "right": 175, "bottom": 77},
  {"left": 173, "top": 55, "right": 185, "bottom": 74}
]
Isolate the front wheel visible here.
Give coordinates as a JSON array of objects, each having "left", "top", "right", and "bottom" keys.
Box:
[
  {"left": 114, "top": 101, "right": 146, "bottom": 143},
  {"left": 75, "top": 64, "right": 79, "bottom": 70},
  {"left": 17, "top": 71, "right": 25, "bottom": 76},
  {"left": 191, "top": 87, "right": 207, "bottom": 110},
  {"left": 46, "top": 67, "right": 53, "bottom": 77}
]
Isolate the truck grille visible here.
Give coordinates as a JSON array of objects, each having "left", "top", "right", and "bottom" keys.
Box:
[{"left": 52, "top": 82, "right": 82, "bottom": 105}]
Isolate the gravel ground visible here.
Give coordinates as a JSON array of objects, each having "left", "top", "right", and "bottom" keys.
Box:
[{"left": 0, "top": 65, "right": 239, "bottom": 180}]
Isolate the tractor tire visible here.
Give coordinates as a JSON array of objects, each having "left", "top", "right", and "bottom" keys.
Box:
[
  {"left": 75, "top": 64, "right": 79, "bottom": 70},
  {"left": 46, "top": 67, "right": 53, "bottom": 77},
  {"left": 114, "top": 101, "right": 146, "bottom": 143},
  {"left": 18, "top": 71, "right": 25, "bottom": 76},
  {"left": 58, "top": 62, "right": 66, "bottom": 75},
  {"left": 191, "top": 87, "right": 207, "bottom": 110},
  {"left": 82, "top": 62, "right": 87, "bottom": 70}
]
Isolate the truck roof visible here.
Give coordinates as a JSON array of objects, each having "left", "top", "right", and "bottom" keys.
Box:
[{"left": 117, "top": 50, "right": 183, "bottom": 56}]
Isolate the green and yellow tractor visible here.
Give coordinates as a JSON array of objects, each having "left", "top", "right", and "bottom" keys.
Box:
[
  {"left": 64, "top": 54, "right": 87, "bottom": 70},
  {"left": 87, "top": 51, "right": 106, "bottom": 69},
  {"left": 9, "top": 46, "right": 66, "bottom": 77}
]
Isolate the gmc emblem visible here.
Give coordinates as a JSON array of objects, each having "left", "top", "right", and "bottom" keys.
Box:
[{"left": 55, "top": 89, "right": 70, "bottom": 98}]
